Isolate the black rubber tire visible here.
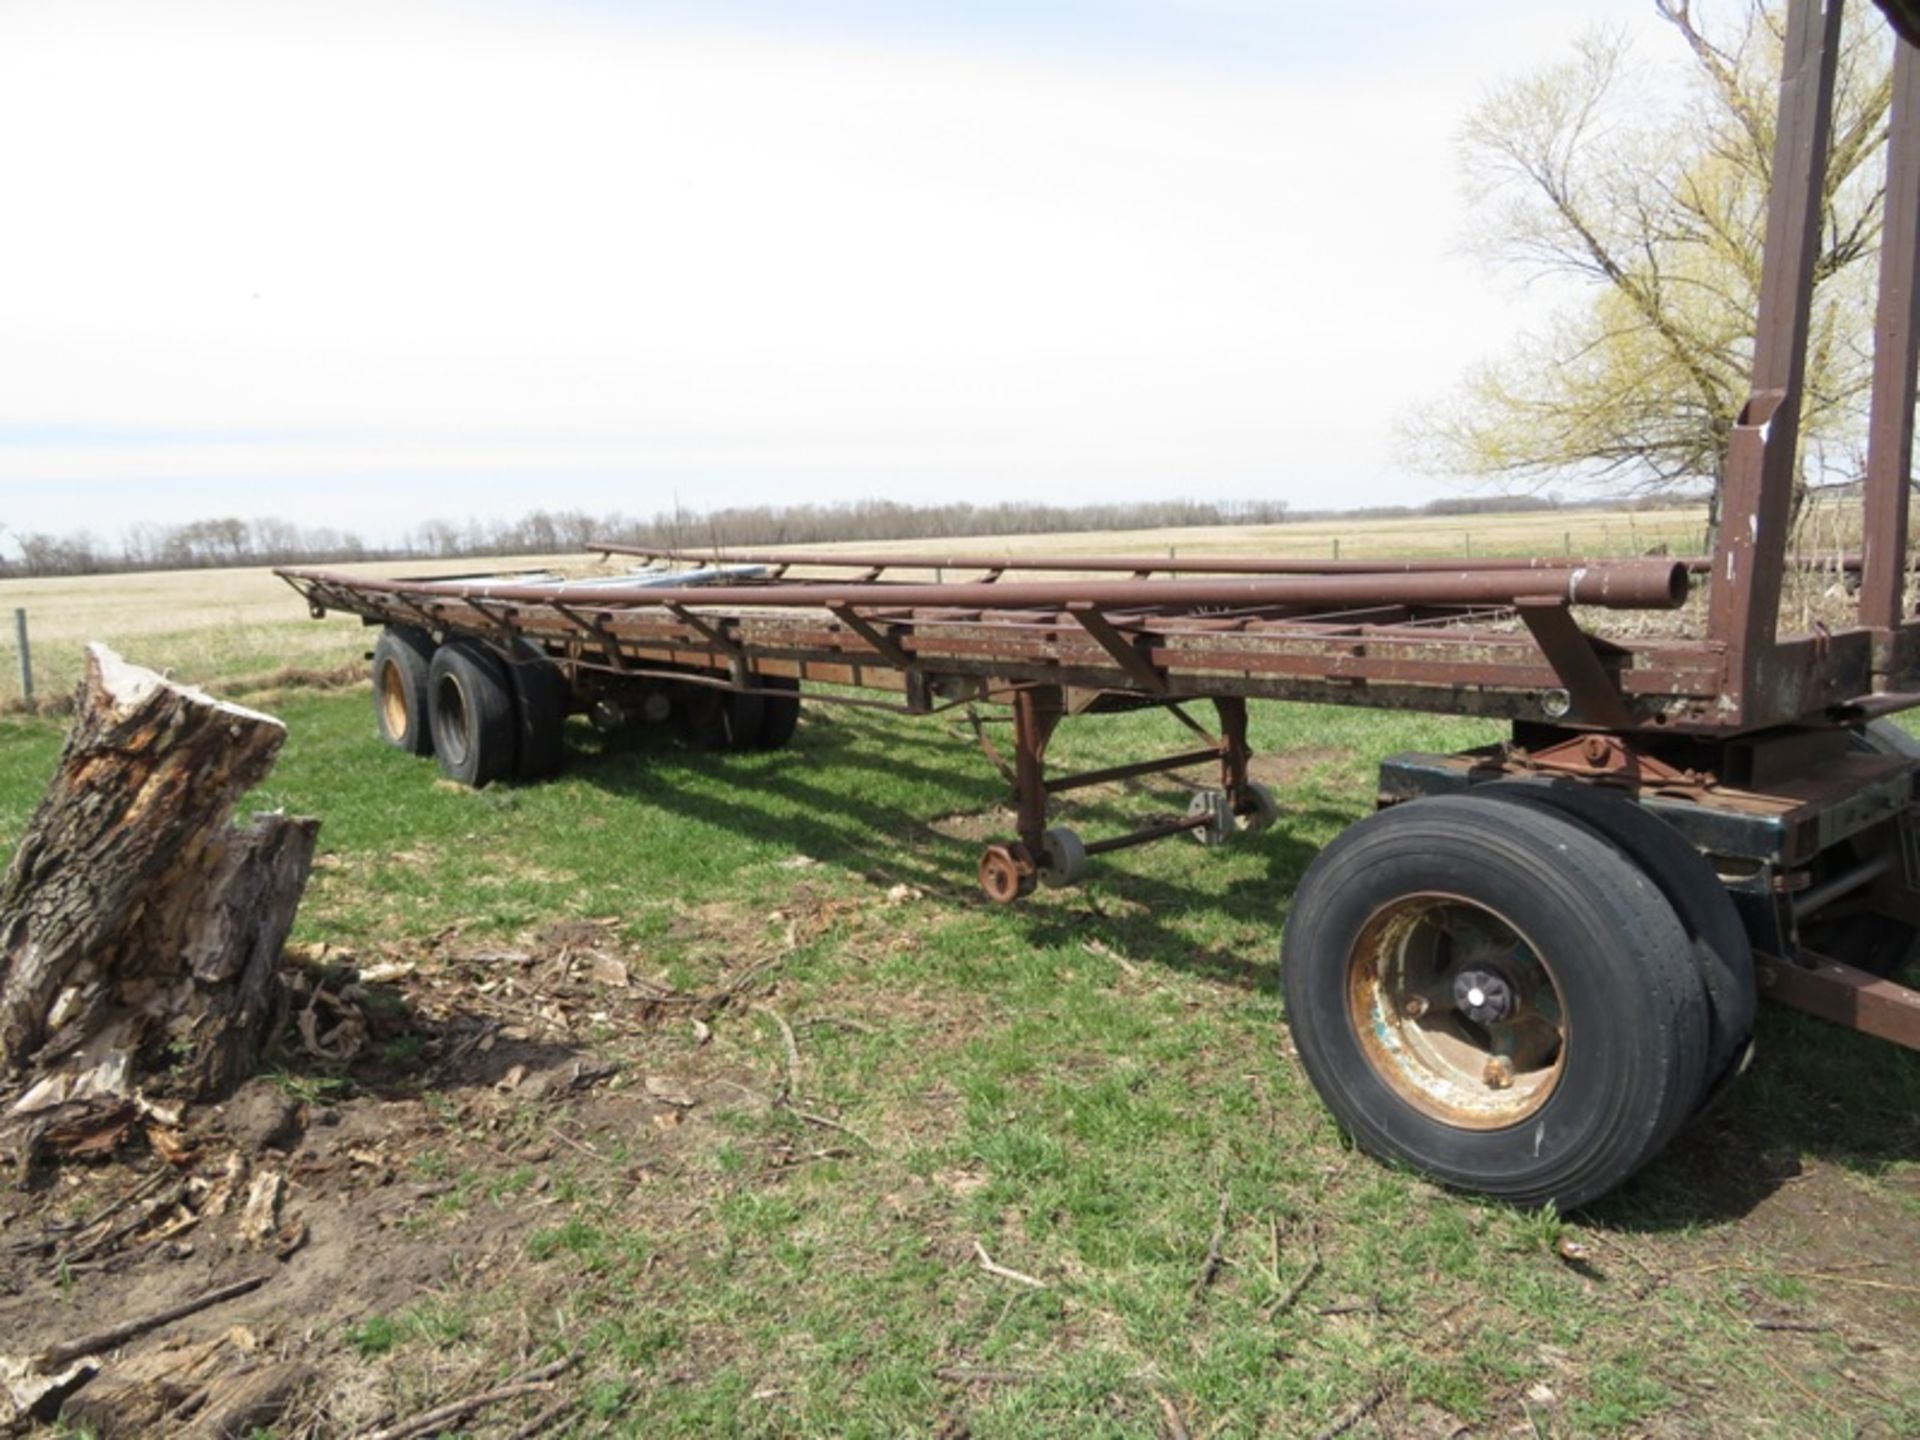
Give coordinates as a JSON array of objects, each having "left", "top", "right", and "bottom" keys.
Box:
[
  {"left": 371, "top": 627, "right": 436, "bottom": 756},
  {"left": 676, "top": 686, "right": 765, "bottom": 751},
  {"left": 1281, "top": 795, "right": 1711, "bottom": 1211},
  {"left": 753, "top": 676, "right": 802, "bottom": 751},
  {"left": 428, "top": 639, "right": 517, "bottom": 788},
  {"left": 507, "top": 640, "right": 571, "bottom": 781},
  {"left": 1478, "top": 779, "right": 1754, "bottom": 1096}
]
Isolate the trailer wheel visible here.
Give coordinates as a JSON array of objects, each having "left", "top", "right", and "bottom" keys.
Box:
[
  {"left": 429, "top": 640, "right": 517, "bottom": 788},
  {"left": 1038, "top": 826, "right": 1088, "bottom": 888},
  {"left": 754, "top": 676, "right": 802, "bottom": 751},
  {"left": 1282, "top": 795, "right": 1710, "bottom": 1210},
  {"left": 371, "top": 627, "right": 436, "bottom": 756},
  {"left": 508, "top": 640, "right": 570, "bottom": 781},
  {"left": 1478, "top": 779, "right": 1753, "bottom": 1098},
  {"left": 677, "top": 687, "right": 766, "bottom": 751},
  {"left": 1241, "top": 782, "right": 1280, "bottom": 834}
]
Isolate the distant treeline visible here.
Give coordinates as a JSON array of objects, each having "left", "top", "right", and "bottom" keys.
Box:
[{"left": 1, "top": 491, "right": 1694, "bottom": 579}]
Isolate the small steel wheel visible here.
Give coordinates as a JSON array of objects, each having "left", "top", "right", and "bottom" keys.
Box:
[
  {"left": 978, "top": 844, "right": 1037, "bottom": 904},
  {"left": 1283, "top": 794, "right": 1711, "bottom": 1210},
  {"left": 1039, "top": 826, "right": 1088, "bottom": 888},
  {"left": 1188, "top": 789, "right": 1235, "bottom": 846},
  {"left": 1239, "top": 782, "right": 1280, "bottom": 834}
]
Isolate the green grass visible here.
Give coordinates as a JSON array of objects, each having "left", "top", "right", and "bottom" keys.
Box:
[{"left": 2, "top": 686, "right": 1917, "bottom": 1436}]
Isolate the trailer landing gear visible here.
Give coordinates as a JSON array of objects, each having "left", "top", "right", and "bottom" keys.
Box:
[{"left": 973, "top": 687, "right": 1276, "bottom": 902}]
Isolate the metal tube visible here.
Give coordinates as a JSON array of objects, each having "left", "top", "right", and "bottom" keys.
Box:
[
  {"left": 1706, "top": 0, "right": 1844, "bottom": 696},
  {"left": 1082, "top": 814, "right": 1215, "bottom": 856},
  {"left": 594, "top": 540, "right": 1712, "bottom": 578},
  {"left": 1044, "top": 747, "right": 1222, "bottom": 794},
  {"left": 1792, "top": 852, "right": 1893, "bottom": 918},
  {"left": 1860, "top": 36, "right": 1920, "bottom": 635},
  {"left": 280, "top": 559, "right": 1689, "bottom": 613}
]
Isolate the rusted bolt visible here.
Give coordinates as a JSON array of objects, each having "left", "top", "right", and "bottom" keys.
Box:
[
  {"left": 1404, "top": 995, "right": 1429, "bottom": 1020},
  {"left": 1582, "top": 735, "right": 1610, "bottom": 765},
  {"left": 1483, "top": 1055, "right": 1515, "bottom": 1090}
]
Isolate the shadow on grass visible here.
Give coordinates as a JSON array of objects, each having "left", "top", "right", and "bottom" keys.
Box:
[
  {"left": 560, "top": 710, "right": 1920, "bottom": 1230},
  {"left": 1588, "top": 1001, "right": 1920, "bottom": 1230},
  {"left": 568, "top": 708, "right": 1347, "bottom": 994}
]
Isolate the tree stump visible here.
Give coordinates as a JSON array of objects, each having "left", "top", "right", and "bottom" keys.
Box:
[{"left": 0, "top": 645, "right": 318, "bottom": 1124}]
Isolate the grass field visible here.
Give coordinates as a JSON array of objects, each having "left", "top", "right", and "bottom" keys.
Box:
[{"left": 0, "top": 515, "right": 1916, "bottom": 1437}]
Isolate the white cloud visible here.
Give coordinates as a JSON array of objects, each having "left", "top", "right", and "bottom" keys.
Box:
[{"left": 0, "top": 0, "right": 1661, "bottom": 538}]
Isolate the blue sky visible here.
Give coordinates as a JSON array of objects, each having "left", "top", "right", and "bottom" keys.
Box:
[{"left": 0, "top": 0, "right": 1660, "bottom": 550}]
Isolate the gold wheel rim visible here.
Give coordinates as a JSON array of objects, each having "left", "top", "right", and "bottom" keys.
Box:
[
  {"left": 379, "top": 660, "right": 410, "bottom": 740},
  {"left": 1345, "top": 892, "right": 1567, "bottom": 1130}
]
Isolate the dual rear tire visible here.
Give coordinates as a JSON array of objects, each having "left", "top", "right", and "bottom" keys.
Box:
[
  {"left": 374, "top": 626, "right": 802, "bottom": 785},
  {"left": 372, "top": 629, "right": 571, "bottom": 787},
  {"left": 1283, "top": 789, "right": 1753, "bottom": 1211},
  {"left": 674, "top": 675, "right": 803, "bottom": 752}
]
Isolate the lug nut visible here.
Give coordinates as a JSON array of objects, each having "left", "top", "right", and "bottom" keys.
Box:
[
  {"left": 1483, "top": 1055, "right": 1515, "bottom": 1090},
  {"left": 1404, "top": 995, "right": 1429, "bottom": 1019}
]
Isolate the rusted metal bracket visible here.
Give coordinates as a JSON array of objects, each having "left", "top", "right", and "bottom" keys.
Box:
[
  {"left": 665, "top": 603, "right": 743, "bottom": 660},
  {"left": 383, "top": 590, "right": 446, "bottom": 636},
  {"left": 552, "top": 603, "right": 629, "bottom": 674},
  {"left": 1758, "top": 949, "right": 1920, "bottom": 1050},
  {"left": 1516, "top": 598, "right": 1634, "bottom": 730},
  {"left": 460, "top": 596, "right": 524, "bottom": 650},
  {"left": 1068, "top": 603, "right": 1168, "bottom": 693},
  {"left": 1515, "top": 733, "right": 1701, "bottom": 791},
  {"left": 829, "top": 605, "right": 915, "bottom": 671}
]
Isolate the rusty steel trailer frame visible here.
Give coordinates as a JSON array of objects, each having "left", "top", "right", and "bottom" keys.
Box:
[{"left": 282, "top": 0, "right": 1920, "bottom": 1053}]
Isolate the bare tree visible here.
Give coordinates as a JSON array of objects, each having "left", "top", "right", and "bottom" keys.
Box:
[{"left": 1408, "top": 1, "right": 1893, "bottom": 531}]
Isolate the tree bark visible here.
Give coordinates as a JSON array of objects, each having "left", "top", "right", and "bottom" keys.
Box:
[{"left": 0, "top": 645, "right": 317, "bottom": 1112}]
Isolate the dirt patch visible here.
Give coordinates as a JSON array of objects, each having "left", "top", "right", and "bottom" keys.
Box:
[
  {"left": 1248, "top": 745, "right": 1351, "bottom": 789},
  {"left": 0, "top": 909, "right": 817, "bottom": 1436},
  {"left": 927, "top": 807, "right": 1012, "bottom": 843},
  {"left": 217, "top": 662, "right": 367, "bottom": 702}
]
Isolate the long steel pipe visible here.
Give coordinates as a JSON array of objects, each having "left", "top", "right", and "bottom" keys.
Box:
[
  {"left": 592, "top": 540, "right": 1711, "bottom": 578},
  {"left": 282, "top": 559, "right": 1689, "bottom": 612}
]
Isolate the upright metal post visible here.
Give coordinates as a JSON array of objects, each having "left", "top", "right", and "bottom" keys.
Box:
[
  {"left": 1706, "top": 0, "right": 1844, "bottom": 712},
  {"left": 1012, "top": 685, "right": 1063, "bottom": 854},
  {"left": 1213, "top": 696, "right": 1252, "bottom": 806},
  {"left": 11, "top": 609, "right": 29, "bottom": 703},
  {"left": 1859, "top": 38, "right": 1920, "bottom": 641}
]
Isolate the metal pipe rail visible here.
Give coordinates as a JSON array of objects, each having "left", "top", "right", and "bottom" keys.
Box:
[
  {"left": 284, "top": 559, "right": 1688, "bottom": 614},
  {"left": 593, "top": 540, "right": 1706, "bottom": 579}
]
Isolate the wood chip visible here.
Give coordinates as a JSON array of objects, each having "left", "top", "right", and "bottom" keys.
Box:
[{"left": 240, "top": 1171, "right": 285, "bottom": 1243}]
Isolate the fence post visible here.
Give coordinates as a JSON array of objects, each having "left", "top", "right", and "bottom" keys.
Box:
[
  {"left": 1332, "top": 537, "right": 1341, "bottom": 560},
  {"left": 12, "top": 609, "right": 30, "bottom": 703}
]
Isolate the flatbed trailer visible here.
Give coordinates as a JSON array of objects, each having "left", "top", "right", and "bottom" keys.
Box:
[{"left": 283, "top": 0, "right": 1920, "bottom": 1209}]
